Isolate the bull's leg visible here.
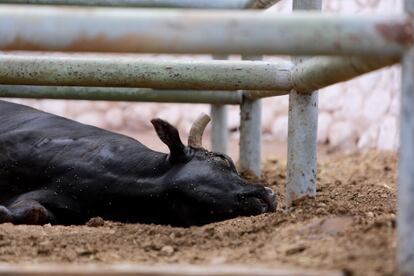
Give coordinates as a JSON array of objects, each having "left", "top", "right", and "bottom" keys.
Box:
[
  {"left": 0, "top": 205, "right": 13, "bottom": 223},
  {"left": 4, "top": 190, "right": 83, "bottom": 225},
  {"left": 6, "top": 199, "right": 56, "bottom": 225}
]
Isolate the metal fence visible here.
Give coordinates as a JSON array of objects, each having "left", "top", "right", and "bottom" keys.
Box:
[{"left": 0, "top": 0, "right": 412, "bottom": 273}]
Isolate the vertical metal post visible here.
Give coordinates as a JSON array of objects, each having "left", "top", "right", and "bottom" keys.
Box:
[
  {"left": 211, "top": 104, "right": 228, "bottom": 153},
  {"left": 286, "top": 0, "right": 322, "bottom": 207},
  {"left": 398, "top": 2, "right": 414, "bottom": 275},
  {"left": 210, "top": 55, "right": 228, "bottom": 154},
  {"left": 239, "top": 55, "right": 262, "bottom": 178}
]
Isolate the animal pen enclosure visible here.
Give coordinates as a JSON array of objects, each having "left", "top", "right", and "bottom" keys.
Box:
[{"left": 0, "top": 0, "right": 411, "bottom": 275}]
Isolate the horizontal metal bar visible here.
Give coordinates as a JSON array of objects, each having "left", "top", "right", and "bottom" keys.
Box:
[
  {"left": 0, "top": 5, "right": 409, "bottom": 56},
  {"left": 0, "top": 55, "right": 395, "bottom": 100},
  {"left": 243, "top": 90, "right": 288, "bottom": 100},
  {"left": 0, "top": 263, "right": 344, "bottom": 276},
  {"left": 0, "top": 55, "right": 293, "bottom": 91},
  {"left": 0, "top": 85, "right": 243, "bottom": 104},
  {"left": 291, "top": 56, "right": 398, "bottom": 93},
  {"left": 245, "top": 56, "right": 398, "bottom": 98},
  {"left": 0, "top": 56, "right": 398, "bottom": 104},
  {"left": 0, "top": 0, "right": 280, "bottom": 9}
]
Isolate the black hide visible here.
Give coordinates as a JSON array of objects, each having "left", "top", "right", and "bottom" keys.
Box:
[{"left": 0, "top": 100, "right": 276, "bottom": 227}]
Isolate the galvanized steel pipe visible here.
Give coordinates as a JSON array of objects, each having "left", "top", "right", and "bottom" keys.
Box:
[
  {"left": 244, "top": 56, "right": 399, "bottom": 99},
  {"left": 239, "top": 55, "right": 263, "bottom": 178},
  {"left": 286, "top": 0, "right": 321, "bottom": 207},
  {"left": 0, "top": 55, "right": 293, "bottom": 90},
  {"left": 210, "top": 54, "right": 229, "bottom": 154},
  {"left": 243, "top": 89, "right": 288, "bottom": 100},
  {"left": 398, "top": 46, "right": 414, "bottom": 276},
  {"left": 211, "top": 105, "right": 228, "bottom": 153},
  {"left": 0, "top": 0, "right": 280, "bottom": 9},
  {"left": 0, "top": 85, "right": 242, "bottom": 104},
  {"left": 0, "top": 54, "right": 399, "bottom": 99},
  {"left": 0, "top": 5, "right": 409, "bottom": 56},
  {"left": 398, "top": 1, "right": 414, "bottom": 274},
  {"left": 291, "top": 56, "right": 399, "bottom": 93}
]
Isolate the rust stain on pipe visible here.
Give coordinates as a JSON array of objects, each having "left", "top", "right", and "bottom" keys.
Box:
[
  {"left": 3, "top": 33, "right": 171, "bottom": 53},
  {"left": 2, "top": 37, "right": 46, "bottom": 51},
  {"left": 68, "top": 33, "right": 163, "bottom": 52},
  {"left": 375, "top": 20, "right": 414, "bottom": 45}
]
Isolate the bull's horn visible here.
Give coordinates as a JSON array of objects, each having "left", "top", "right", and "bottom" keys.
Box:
[{"left": 188, "top": 113, "right": 211, "bottom": 148}]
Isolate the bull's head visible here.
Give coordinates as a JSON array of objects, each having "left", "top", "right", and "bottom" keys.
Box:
[{"left": 150, "top": 113, "right": 276, "bottom": 226}]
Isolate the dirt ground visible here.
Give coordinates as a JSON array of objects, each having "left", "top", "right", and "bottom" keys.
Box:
[{"left": 0, "top": 151, "right": 397, "bottom": 276}]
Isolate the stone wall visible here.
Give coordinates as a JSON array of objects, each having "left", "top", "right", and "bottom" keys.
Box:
[{"left": 7, "top": 0, "right": 402, "bottom": 153}]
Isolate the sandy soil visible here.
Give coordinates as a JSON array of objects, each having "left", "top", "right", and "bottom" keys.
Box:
[{"left": 0, "top": 151, "right": 397, "bottom": 276}]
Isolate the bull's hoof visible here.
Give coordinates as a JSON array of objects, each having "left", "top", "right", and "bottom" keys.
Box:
[
  {"left": 0, "top": 206, "right": 12, "bottom": 223},
  {"left": 21, "top": 205, "right": 50, "bottom": 225}
]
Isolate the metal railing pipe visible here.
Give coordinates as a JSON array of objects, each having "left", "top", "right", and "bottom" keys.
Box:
[
  {"left": 398, "top": 47, "right": 414, "bottom": 276},
  {"left": 7, "top": 53, "right": 378, "bottom": 101},
  {"left": 245, "top": 55, "right": 398, "bottom": 99},
  {"left": 291, "top": 56, "right": 398, "bottom": 93},
  {"left": 0, "top": 6, "right": 409, "bottom": 56},
  {"left": 0, "top": 85, "right": 243, "bottom": 104},
  {"left": 286, "top": 0, "right": 321, "bottom": 207},
  {"left": 211, "top": 105, "right": 228, "bottom": 153},
  {"left": 0, "top": 0, "right": 280, "bottom": 9},
  {"left": 239, "top": 55, "right": 263, "bottom": 178},
  {"left": 0, "top": 55, "right": 293, "bottom": 91},
  {"left": 243, "top": 89, "right": 288, "bottom": 100},
  {"left": 210, "top": 54, "right": 229, "bottom": 154},
  {"left": 398, "top": 1, "right": 414, "bottom": 274}
]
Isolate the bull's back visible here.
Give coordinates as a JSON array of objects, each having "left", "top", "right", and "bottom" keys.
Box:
[{"left": 0, "top": 100, "right": 151, "bottom": 201}]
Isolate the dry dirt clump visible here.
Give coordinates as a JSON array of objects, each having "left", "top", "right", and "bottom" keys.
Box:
[{"left": 0, "top": 151, "right": 397, "bottom": 275}]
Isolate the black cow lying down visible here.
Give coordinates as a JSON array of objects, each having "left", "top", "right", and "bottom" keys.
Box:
[{"left": 0, "top": 100, "right": 276, "bottom": 227}]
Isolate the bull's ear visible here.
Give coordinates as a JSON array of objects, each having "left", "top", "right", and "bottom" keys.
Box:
[{"left": 150, "top": 118, "right": 186, "bottom": 161}]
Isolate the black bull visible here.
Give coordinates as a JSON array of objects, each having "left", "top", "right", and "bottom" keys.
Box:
[{"left": 0, "top": 100, "right": 276, "bottom": 227}]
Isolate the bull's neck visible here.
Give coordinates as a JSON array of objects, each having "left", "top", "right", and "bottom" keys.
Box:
[{"left": 123, "top": 145, "right": 173, "bottom": 178}]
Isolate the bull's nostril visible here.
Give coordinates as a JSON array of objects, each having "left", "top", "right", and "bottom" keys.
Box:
[
  {"left": 239, "top": 186, "right": 277, "bottom": 215},
  {"left": 264, "top": 187, "right": 274, "bottom": 195},
  {"left": 257, "top": 199, "right": 268, "bottom": 213}
]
